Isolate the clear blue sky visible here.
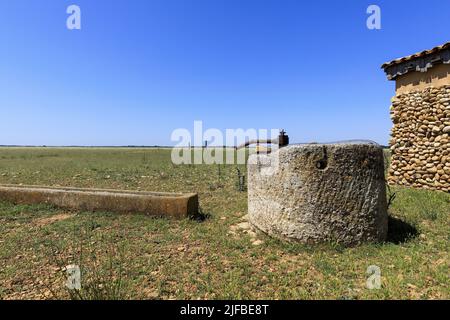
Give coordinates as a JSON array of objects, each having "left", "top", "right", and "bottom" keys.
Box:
[{"left": 1, "top": 0, "right": 449, "bottom": 146}]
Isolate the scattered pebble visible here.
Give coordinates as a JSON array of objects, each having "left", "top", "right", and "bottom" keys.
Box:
[{"left": 252, "top": 240, "right": 264, "bottom": 246}]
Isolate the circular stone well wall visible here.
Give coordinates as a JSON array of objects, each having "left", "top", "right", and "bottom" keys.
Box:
[{"left": 247, "top": 142, "right": 388, "bottom": 246}]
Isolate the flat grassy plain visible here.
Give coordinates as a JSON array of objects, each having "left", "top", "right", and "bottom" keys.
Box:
[{"left": 0, "top": 147, "right": 448, "bottom": 300}]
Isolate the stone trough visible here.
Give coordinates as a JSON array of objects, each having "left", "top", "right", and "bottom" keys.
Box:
[
  {"left": 248, "top": 141, "right": 388, "bottom": 246},
  {"left": 0, "top": 184, "right": 199, "bottom": 219}
]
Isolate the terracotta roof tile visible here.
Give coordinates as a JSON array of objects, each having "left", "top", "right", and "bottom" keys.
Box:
[
  {"left": 382, "top": 42, "right": 450, "bottom": 69},
  {"left": 381, "top": 41, "right": 450, "bottom": 80}
]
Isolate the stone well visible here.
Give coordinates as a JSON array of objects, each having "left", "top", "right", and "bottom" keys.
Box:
[{"left": 247, "top": 142, "right": 388, "bottom": 246}]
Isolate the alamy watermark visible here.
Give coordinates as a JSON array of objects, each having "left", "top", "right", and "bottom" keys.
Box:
[
  {"left": 366, "top": 5, "right": 381, "bottom": 30},
  {"left": 65, "top": 5, "right": 381, "bottom": 31},
  {"left": 67, "top": 5, "right": 81, "bottom": 30},
  {"left": 65, "top": 264, "right": 81, "bottom": 290},
  {"left": 366, "top": 265, "right": 381, "bottom": 290},
  {"left": 171, "top": 121, "right": 280, "bottom": 167}
]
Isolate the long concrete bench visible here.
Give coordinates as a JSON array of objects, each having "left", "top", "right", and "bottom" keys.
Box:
[{"left": 0, "top": 184, "right": 198, "bottom": 219}]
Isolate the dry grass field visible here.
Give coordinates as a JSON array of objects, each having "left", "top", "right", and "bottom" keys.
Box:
[{"left": 0, "top": 147, "right": 448, "bottom": 299}]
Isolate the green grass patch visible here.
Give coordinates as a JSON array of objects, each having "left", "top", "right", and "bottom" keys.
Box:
[{"left": 0, "top": 147, "right": 448, "bottom": 300}]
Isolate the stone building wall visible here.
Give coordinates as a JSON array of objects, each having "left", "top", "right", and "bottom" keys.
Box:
[{"left": 388, "top": 85, "right": 450, "bottom": 192}]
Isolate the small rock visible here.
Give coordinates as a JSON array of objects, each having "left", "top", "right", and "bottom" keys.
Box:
[{"left": 252, "top": 240, "right": 264, "bottom": 246}]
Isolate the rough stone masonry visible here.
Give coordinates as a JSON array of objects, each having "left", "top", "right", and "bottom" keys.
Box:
[
  {"left": 382, "top": 42, "right": 450, "bottom": 192},
  {"left": 388, "top": 85, "right": 450, "bottom": 192},
  {"left": 248, "top": 143, "right": 388, "bottom": 246}
]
